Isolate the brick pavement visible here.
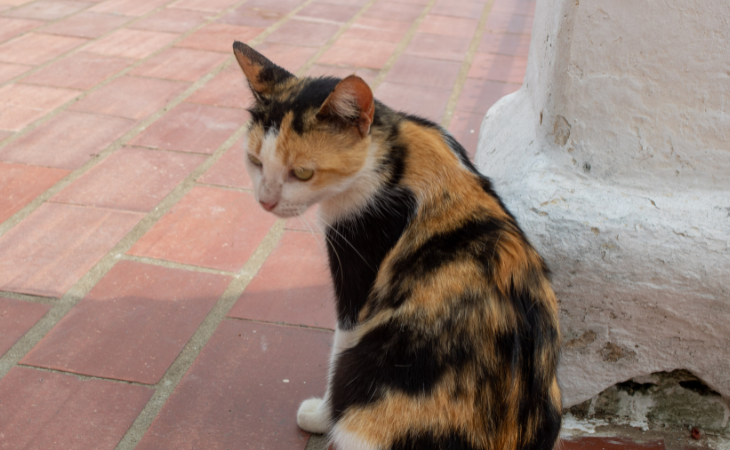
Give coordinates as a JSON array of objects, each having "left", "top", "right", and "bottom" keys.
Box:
[{"left": 0, "top": 0, "right": 674, "bottom": 449}]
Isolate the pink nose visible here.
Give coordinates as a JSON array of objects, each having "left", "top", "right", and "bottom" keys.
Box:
[{"left": 260, "top": 200, "right": 277, "bottom": 211}]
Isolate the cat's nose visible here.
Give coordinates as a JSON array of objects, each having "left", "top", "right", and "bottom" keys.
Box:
[{"left": 260, "top": 200, "right": 277, "bottom": 211}]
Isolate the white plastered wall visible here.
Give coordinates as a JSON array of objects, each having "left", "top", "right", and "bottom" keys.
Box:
[{"left": 475, "top": 0, "right": 730, "bottom": 406}]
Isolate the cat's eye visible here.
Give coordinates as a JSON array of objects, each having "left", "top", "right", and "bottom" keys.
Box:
[
  {"left": 293, "top": 167, "right": 314, "bottom": 181},
  {"left": 248, "top": 153, "right": 262, "bottom": 166}
]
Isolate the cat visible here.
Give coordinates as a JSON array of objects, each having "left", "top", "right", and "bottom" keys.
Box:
[{"left": 232, "top": 41, "right": 562, "bottom": 450}]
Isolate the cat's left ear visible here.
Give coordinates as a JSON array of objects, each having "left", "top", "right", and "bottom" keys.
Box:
[
  {"left": 233, "top": 41, "right": 294, "bottom": 99},
  {"left": 317, "top": 75, "right": 375, "bottom": 138}
]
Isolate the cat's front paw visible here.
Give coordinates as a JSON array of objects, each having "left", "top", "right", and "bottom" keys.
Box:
[{"left": 297, "top": 397, "right": 331, "bottom": 434}]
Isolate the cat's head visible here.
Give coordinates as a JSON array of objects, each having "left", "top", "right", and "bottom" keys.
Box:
[{"left": 233, "top": 41, "right": 377, "bottom": 221}]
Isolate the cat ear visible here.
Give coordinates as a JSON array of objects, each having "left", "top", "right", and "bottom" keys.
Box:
[
  {"left": 232, "top": 41, "right": 294, "bottom": 99},
  {"left": 317, "top": 75, "right": 375, "bottom": 138}
]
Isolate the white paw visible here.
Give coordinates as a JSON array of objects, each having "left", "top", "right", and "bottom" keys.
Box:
[{"left": 297, "top": 397, "right": 331, "bottom": 434}]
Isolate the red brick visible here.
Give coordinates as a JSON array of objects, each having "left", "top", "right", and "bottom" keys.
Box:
[
  {"left": 478, "top": 31, "right": 532, "bottom": 57},
  {"left": 0, "top": 61, "right": 30, "bottom": 83},
  {"left": 52, "top": 146, "right": 206, "bottom": 212},
  {"left": 22, "top": 261, "right": 230, "bottom": 384},
  {"left": 84, "top": 28, "right": 178, "bottom": 59},
  {"left": 41, "top": 12, "right": 130, "bottom": 38},
  {"left": 176, "top": 23, "right": 264, "bottom": 53},
  {"left": 187, "top": 64, "right": 253, "bottom": 109},
  {"left": 131, "top": 102, "right": 245, "bottom": 154},
  {"left": 364, "top": 1, "right": 423, "bottom": 22},
  {"left": 375, "top": 82, "right": 452, "bottom": 123},
  {"left": 253, "top": 42, "right": 319, "bottom": 73},
  {"left": 229, "top": 231, "right": 335, "bottom": 328},
  {"left": 306, "top": 64, "right": 378, "bottom": 85},
  {"left": 431, "top": 0, "right": 484, "bottom": 19},
  {"left": 447, "top": 110, "right": 484, "bottom": 159},
  {"left": 0, "top": 162, "right": 69, "bottom": 222},
  {"left": 128, "top": 187, "right": 277, "bottom": 272},
  {"left": 405, "top": 32, "right": 472, "bottom": 61},
  {"left": 197, "top": 137, "right": 253, "bottom": 189},
  {"left": 135, "top": 320, "right": 331, "bottom": 450},
  {"left": 0, "top": 83, "right": 78, "bottom": 131},
  {"left": 0, "top": 32, "right": 86, "bottom": 65},
  {"left": 319, "top": 37, "right": 397, "bottom": 69},
  {"left": 340, "top": 16, "right": 410, "bottom": 43},
  {"left": 456, "top": 78, "right": 521, "bottom": 114},
  {"left": 23, "top": 51, "right": 132, "bottom": 90},
  {"left": 467, "top": 52, "right": 527, "bottom": 84},
  {"left": 561, "top": 437, "right": 665, "bottom": 450},
  {"left": 296, "top": 1, "right": 360, "bottom": 22},
  {"left": 0, "top": 298, "right": 50, "bottom": 357},
  {"left": 130, "top": 47, "right": 228, "bottom": 81},
  {"left": 129, "top": 8, "right": 207, "bottom": 33},
  {"left": 0, "top": 111, "right": 134, "bottom": 169},
  {"left": 385, "top": 54, "right": 462, "bottom": 88},
  {"left": 4, "top": 0, "right": 93, "bottom": 21},
  {"left": 491, "top": 0, "right": 535, "bottom": 17},
  {"left": 218, "top": 5, "right": 287, "bottom": 28},
  {"left": 169, "top": 0, "right": 240, "bottom": 12},
  {"left": 0, "top": 203, "right": 142, "bottom": 297},
  {"left": 89, "top": 0, "right": 171, "bottom": 16},
  {"left": 484, "top": 10, "right": 534, "bottom": 34},
  {"left": 318, "top": 0, "right": 367, "bottom": 4},
  {"left": 0, "top": 17, "right": 44, "bottom": 44},
  {"left": 69, "top": 76, "right": 188, "bottom": 120},
  {"left": 0, "top": 367, "right": 153, "bottom": 449},
  {"left": 266, "top": 19, "right": 340, "bottom": 47},
  {"left": 418, "top": 14, "right": 478, "bottom": 37}
]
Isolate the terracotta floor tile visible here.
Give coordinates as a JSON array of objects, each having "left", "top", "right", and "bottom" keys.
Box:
[
  {"left": 448, "top": 110, "right": 484, "bottom": 159},
  {"left": 69, "top": 76, "right": 188, "bottom": 120},
  {"left": 296, "top": 1, "right": 359, "bottom": 22},
  {"left": 176, "top": 23, "right": 264, "bottom": 53},
  {"left": 405, "top": 32, "right": 471, "bottom": 61},
  {"left": 84, "top": 28, "right": 178, "bottom": 59},
  {"left": 491, "top": 0, "right": 535, "bottom": 17},
  {"left": 52, "top": 146, "right": 206, "bottom": 212},
  {"left": 253, "top": 42, "right": 319, "bottom": 73},
  {"left": 431, "top": 0, "right": 484, "bottom": 19},
  {"left": 467, "top": 52, "right": 527, "bottom": 84},
  {"left": 41, "top": 11, "right": 129, "bottom": 38},
  {"left": 385, "top": 54, "right": 461, "bottom": 88},
  {"left": 169, "top": 0, "right": 239, "bottom": 12},
  {"left": 22, "top": 261, "right": 230, "bottom": 384},
  {"left": 318, "top": 36, "right": 397, "bottom": 69},
  {"left": 0, "top": 83, "right": 78, "bottom": 131},
  {"left": 484, "top": 10, "right": 534, "bottom": 34},
  {"left": 479, "top": 31, "right": 532, "bottom": 57},
  {"left": 0, "top": 298, "right": 50, "bottom": 357},
  {"left": 562, "top": 437, "right": 665, "bottom": 450},
  {"left": 0, "top": 161, "right": 69, "bottom": 222},
  {"left": 131, "top": 102, "right": 244, "bottom": 154},
  {"left": 89, "top": 0, "right": 171, "bottom": 16},
  {"left": 0, "top": 17, "right": 44, "bottom": 44},
  {"left": 317, "top": 0, "right": 367, "bottom": 4},
  {"left": 375, "top": 81, "right": 452, "bottom": 123},
  {"left": 128, "top": 186, "right": 277, "bottom": 272},
  {"left": 0, "top": 367, "right": 153, "bottom": 449},
  {"left": 0, "top": 61, "right": 30, "bottom": 83},
  {"left": 340, "top": 16, "right": 410, "bottom": 43},
  {"left": 130, "top": 47, "right": 228, "bottom": 81},
  {"left": 229, "top": 231, "right": 336, "bottom": 329},
  {"left": 0, "top": 111, "right": 134, "bottom": 169},
  {"left": 0, "top": 0, "right": 36, "bottom": 5},
  {"left": 4, "top": 0, "right": 93, "bottom": 21},
  {"left": 265, "top": 19, "right": 340, "bottom": 47},
  {"left": 197, "top": 137, "right": 253, "bottom": 189},
  {"left": 284, "top": 205, "right": 319, "bottom": 232},
  {"left": 23, "top": 51, "right": 132, "bottom": 90},
  {"left": 0, "top": 32, "right": 86, "bottom": 65},
  {"left": 306, "top": 63, "right": 378, "bottom": 85},
  {"left": 456, "top": 78, "right": 521, "bottom": 114},
  {"left": 129, "top": 7, "right": 207, "bottom": 33},
  {"left": 135, "top": 320, "right": 330, "bottom": 450},
  {"left": 418, "top": 14, "right": 478, "bottom": 37},
  {"left": 0, "top": 203, "right": 142, "bottom": 297},
  {"left": 364, "top": 1, "right": 423, "bottom": 22},
  {"left": 217, "top": 5, "right": 284, "bottom": 28},
  {"left": 186, "top": 64, "right": 253, "bottom": 109}
]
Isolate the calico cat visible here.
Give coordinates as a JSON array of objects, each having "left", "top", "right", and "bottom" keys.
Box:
[{"left": 232, "top": 41, "right": 562, "bottom": 450}]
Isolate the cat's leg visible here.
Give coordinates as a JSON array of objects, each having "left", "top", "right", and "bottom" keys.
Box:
[{"left": 297, "top": 326, "right": 358, "bottom": 434}]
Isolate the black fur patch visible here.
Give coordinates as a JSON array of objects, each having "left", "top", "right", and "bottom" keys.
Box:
[{"left": 391, "top": 432, "right": 479, "bottom": 450}]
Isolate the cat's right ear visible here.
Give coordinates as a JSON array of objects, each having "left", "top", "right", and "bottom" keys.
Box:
[{"left": 233, "top": 41, "right": 294, "bottom": 100}]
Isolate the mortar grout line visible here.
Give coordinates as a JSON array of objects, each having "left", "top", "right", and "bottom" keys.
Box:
[
  {"left": 16, "top": 364, "right": 157, "bottom": 388},
  {"left": 122, "top": 255, "right": 239, "bottom": 277},
  {"left": 114, "top": 219, "right": 287, "bottom": 450},
  {"left": 224, "top": 316, "right": 335, "bottom": 333},
  {"left": 441, "top": 0, "right": 497, "bottom": 129},
  {"left": 0, "top": 290, "right": 56, "bottom": 305},
  {"left": 193, "top": 182, "right": 254, "bottom": 193}
]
